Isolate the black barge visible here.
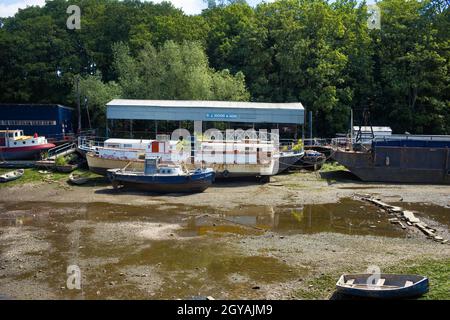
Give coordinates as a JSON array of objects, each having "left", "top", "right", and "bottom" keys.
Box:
[{"left": 333, "top": 136, "right": 450, "bottom": 184}]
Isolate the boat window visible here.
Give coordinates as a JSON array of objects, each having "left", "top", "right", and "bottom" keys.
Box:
[
  {"left": 23, "top": 141, "right": 26, "bottom": 144},
  {"left": 14, "top": 142, "right": 17, "bottom": 145},
  {"left": 32, "top": 140, "right": 35, "bottom": 143},
  {"left": 124, "top": 144, "right": 132, "bottom": 148}
]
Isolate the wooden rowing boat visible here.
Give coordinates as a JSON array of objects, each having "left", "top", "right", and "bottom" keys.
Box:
[
  {"left": 0, "top": 169, "right": 24, "bottom": 183},
  {"left": 336, "top": 273, "right": 429, "bottom": 299}
]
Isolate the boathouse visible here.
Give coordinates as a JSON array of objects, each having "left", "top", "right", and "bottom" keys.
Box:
[
  {"left": 105, "top": 99, "right": 305, "bottom": 138},
  {"left": 0, "top": 104, "right": 74, "bottom": 142}
]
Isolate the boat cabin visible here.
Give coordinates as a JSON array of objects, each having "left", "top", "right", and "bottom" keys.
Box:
[
  {"left": 144, "top": 157, "right": 185, "bottom": 176},
  {"left": 104, "top": 138, "right": 153, "bottom": 150},
  {"left": 0, "top": 130, "right": 47, "bottom": 148}
]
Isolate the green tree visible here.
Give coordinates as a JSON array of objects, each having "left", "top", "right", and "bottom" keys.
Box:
[
  {"left": 76, "top": 72, "right": 122, "bottom": 130},
  {"left": 373, "top": 0, "right": 449, "bottom": 134},
  {"left": 113, "top": 40, "right": 250, "bottom": 101}
]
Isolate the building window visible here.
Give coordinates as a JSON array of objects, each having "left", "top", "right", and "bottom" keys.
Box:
[{"left": 0, "top": 120, "right": 56, "bottom": 126}]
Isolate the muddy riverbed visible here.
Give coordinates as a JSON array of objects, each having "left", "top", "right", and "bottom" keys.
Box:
[{"left": 0, "top": 171, "right": 449, "bottom": 299}]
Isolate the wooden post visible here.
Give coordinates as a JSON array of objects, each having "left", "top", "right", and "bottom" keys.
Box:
[{"left": 76, "top": 76, "right": 81, "bottom": 134}]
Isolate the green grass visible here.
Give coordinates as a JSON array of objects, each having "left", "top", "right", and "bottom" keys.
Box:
[
  {"left": 319, "top": 161, "right": 347, "bottom": 172},
  {"left": 0, "top": 168, "right": 98, "bottom": 188},
  {"left": 294, "top": 258, "right": 450, "bottom": 300},
  {"left": 385, "top": 258, "right": 450, "bottom": 300}
]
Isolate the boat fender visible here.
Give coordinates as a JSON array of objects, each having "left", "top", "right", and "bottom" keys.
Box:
[{"left": 385, "top": 156, "right": 390, "bottom": 166}]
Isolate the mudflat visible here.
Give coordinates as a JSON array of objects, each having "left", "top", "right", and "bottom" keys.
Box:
[{"left": 0, "top": 170, "right": 449, "bottom": 299}]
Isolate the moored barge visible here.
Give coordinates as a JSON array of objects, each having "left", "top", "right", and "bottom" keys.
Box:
[{"left": 333, "top": 135, "right": 450, "bottom": 184}]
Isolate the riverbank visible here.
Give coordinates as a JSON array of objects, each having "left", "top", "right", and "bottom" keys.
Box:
[{"left": 0, "top": 167, "right": 449, "bottom": 300}]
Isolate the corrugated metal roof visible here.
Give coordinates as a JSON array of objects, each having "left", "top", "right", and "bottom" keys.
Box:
[{"left": 107, "top": 99, "right": 304, "bottom": 110}]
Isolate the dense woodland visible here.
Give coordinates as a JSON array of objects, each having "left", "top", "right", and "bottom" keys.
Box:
[{"left": 0, "top": 0, "right": 448, "bottom": 136}]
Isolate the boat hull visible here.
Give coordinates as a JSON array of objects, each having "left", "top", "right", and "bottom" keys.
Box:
[
  {"left": 333, "top": 146, "right": 450, "bottom": 184},
  {"left": 336, "top": 274, "right": 429, "bottom": 299},
  {"left": 86, "top": 153, "right": 143, "bottom": 175},
  {"left": 275, "top": 152, "right": 303, "bottom": 174},
  {"left": 0, "top": 144, "right": 55, "bottom": 160},
  {"left": 107, "top": 170, "right": 215, "bottom": 193}
]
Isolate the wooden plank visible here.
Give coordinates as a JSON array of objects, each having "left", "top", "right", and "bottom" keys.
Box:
[{"left": 403, "top": 210, "right": 420, "bottom": 223}]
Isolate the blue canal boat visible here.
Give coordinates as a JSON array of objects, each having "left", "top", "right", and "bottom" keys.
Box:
[
  {"left": 336, "top": 273, "right": 429, "bottom": 299},
  {"left": 107, "top": 157, "right": 215, "bottom": 193}
]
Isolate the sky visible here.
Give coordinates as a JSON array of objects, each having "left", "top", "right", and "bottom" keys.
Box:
[{"left": 0, "top": 0, "right": 277, "bottom": 17}]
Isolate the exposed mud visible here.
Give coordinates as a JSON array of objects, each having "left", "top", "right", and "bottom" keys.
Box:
[{"left": 0, "top": 171, "right": 449, "bottom": 299}]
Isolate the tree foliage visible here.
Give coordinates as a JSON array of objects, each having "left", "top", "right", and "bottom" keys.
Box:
[
  {"left": 113, "top": 41, "right": 249, "bottom": 101},
  {"left": 0, "top": 0, "right": 448, "bottom": 135}
]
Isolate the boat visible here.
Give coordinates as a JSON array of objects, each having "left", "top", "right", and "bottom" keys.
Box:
[
  {"left": 56, "top": 163, "right": 79, "bottom": 173},
  {"left": 68, "top": 173, "right": 89, "bottom": 185},
  {"left": 0, "top": 130, "right": 55, "bottom": 160},
  {"left": 336, "top": 274, "right": 429, "bottom": 299},
  {"left": 0, "top": 169, "right": 24, "bottom": 183},
  {"left": 106, "top": 157, "right": 215, "bottom": 193},
  {"left": 77, "top": 137, "right": 151, "bottom": 159},
  {"left": 85, "top": 134, "right": 285, "bottom": 179},
  {"left": 332, "top": 135, "right": 450, "bottom": 184},
  {"left": 274, "top": 151, "right": 304, "bottom": 173},
  {"left": 298, "top": 150, "right": 326, "bottom": 171},
  {"left": 304, "top": 138, "right": 334, "bottom": 158}
]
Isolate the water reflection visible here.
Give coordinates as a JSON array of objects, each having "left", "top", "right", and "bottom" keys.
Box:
[{"left": 184, "top": 199, "right": 407, "bottom": 238}]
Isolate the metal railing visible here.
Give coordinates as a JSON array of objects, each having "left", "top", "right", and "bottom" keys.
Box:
[
  {"left": 47, "top": 142, "right": 77, "bottom": 159},
  {"left": 373, "top": 134, "right": 450, "bottom": 142},
  {"left": 77, "top": 136, "right": 107, "bottom": 153}
]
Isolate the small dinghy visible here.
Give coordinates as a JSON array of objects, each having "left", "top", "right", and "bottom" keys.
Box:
[
  {"left": 336, "top": 274, "right": 429, "bottom": 299},
  {"left": 68, "top": 173, "right": 90, "bottom": 185},
  {"left": 107, "top": 157, "right": 215, "bottom": 193},
  {"left": 0, "top": 169, "right": 24, "bottom": 183},
  {"left": 299, "top": 150, "right": 326, "bottom": 171}
]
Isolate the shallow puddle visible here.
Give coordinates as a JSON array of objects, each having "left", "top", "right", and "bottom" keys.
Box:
[
  {"left": 389, "top": 202, "right": 450, "bottom": 228},
  {"left": 185, "top": 198, "right": 406, "bottom": 238}
]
